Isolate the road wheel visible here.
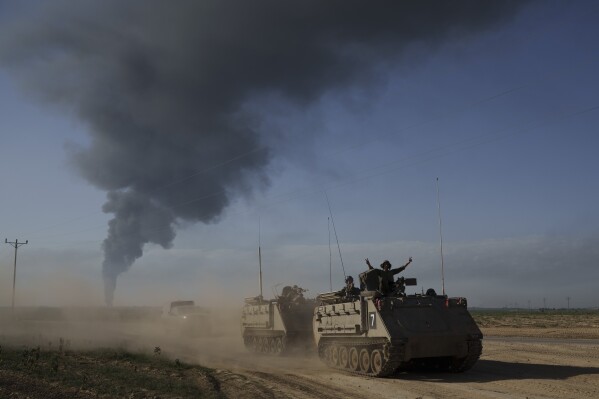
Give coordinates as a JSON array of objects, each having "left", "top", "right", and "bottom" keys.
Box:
[
  {"left": 263, "top": 337, "right": 270, "bottom": 353},
  {"left": 359, "top": 348, "right": 371, "bottom": 372},
  {"left": 348, "top": 347, "right": 359, "bottom": 371},
  {"left": 259, "top": 337, "right": 267, "bottom": 353},
  {"left": 371, "top": 349, "right": 384, "bottom": 375},
  {"left": 331, "top": 345, "right": 340, "bottom": 366},
  {"left": 275, "top": 337, "right": 284, "bottom": 354},
  {"left": 251, "top": 336, "right": 259, "bottom": 352},
  {"left": 323, "top": 345, "right": 332, "bottom": 364},
  {"left": 338, "top": 346, "right": 349, "bottom": 369},
  {"left": 269, "top": 338, "right": 277, "bottom": 353}
]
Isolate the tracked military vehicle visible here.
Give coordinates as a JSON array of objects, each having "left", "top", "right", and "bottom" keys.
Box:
[
  {"left": 313, "top": 269, "right": 483, "bottom": 377},
  {"left": 241, "top": 285, "right": 316, "bottom": 355}
]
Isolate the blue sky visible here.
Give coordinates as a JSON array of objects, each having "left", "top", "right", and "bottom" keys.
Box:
[{"left": 0, "top": 1, "right": 598, "bottom": 308}]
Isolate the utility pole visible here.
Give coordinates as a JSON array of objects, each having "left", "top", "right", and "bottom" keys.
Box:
[{"left": 5, "top": 238, "right": 28, "bottom": 312}]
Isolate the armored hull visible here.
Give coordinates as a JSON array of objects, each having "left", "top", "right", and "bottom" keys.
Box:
[
  {"left": 241, "top": 286, "right": 315, "bottom": 355},
  {"left": 313, "top": 271, "right": 483, "bottom": 377}
]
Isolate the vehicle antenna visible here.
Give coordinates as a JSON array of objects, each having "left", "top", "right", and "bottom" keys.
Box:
[
  {"left": 258, "top": 217, "right": 263, "bottom": 300},
  {"left": 436, "top": 178, "right": 446, "bottom": 295},
  {"left": 328, "top": 217, "right": 332, "bottom": 291},
  {"left": 325, "top": 191, "right": 346, "bottom": 280}
]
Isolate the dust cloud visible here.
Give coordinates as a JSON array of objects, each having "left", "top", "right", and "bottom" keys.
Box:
[
  {"left": 0, "top": 272, "right": 323, "bottom": 376},
  {"left": 0, "top": 301, "right": 319, "bottom": 373},
  {"left": 0, "top": 305, "right": 236, "bottom": 358},
  {"left": 0, "top": 272, "right": 248, "bottom": 362}
]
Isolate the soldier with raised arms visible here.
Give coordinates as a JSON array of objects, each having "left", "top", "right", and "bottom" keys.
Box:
[{"left": 365, "top": 256, "right": 413, "bottom": 294}]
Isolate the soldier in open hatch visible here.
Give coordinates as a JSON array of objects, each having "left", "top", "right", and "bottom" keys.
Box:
[
  {"left": 365, "top": 256, "right": 413, "bottom": 294},
  {"left": 340, "top": 275, "right": 361, "bottom": 298},
  {"left": 280, "top": 285, "right": 306, "bottom": 303}
]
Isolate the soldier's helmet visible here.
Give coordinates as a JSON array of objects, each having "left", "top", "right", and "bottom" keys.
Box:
[
  {"left": 345, "top": 276, "right": 354, "bottom": 283},
  {"left": 381, "top": 260, "right": 392, "bottom": 269},
  {"left": 281, "top": 286, "right": 292, "bottom": 297}
]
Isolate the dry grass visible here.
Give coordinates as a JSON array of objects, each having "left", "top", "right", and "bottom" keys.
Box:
[{"left": 471, "top": 309, "right": 599, "bottom": 339}]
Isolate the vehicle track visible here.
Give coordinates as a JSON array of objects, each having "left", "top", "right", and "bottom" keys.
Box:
[
  {"left": 242, "top": 370, "right": 365, "bottom": 399},
  {"left": 207, "top": 337, "right": 599, "bottom": 399}
]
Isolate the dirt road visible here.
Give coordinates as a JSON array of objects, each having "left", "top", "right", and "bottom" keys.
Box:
[
  {"left": 190, "top": 335, "right": 599, "bottom": 399},
  {"left": 2, "top": 312, "right": 598, "bottom": 398}
]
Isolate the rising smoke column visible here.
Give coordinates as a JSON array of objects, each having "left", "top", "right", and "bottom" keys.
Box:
[{"left": 0, "top": 0, "right": 530, "bottom": 305}]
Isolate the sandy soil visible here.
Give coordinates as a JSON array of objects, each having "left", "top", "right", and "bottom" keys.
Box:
[
  {"left": 2, "top": 309, "right": 599, "bottom": 398},
  {"left": 190, "top": 335, "right": 599, "bottom": 399},
  {"left": 482, "top": 326, "right": 599, "bottom": 339}
]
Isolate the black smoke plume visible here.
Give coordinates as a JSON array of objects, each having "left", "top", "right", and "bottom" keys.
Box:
[{"left": 0, "top": 1, "right": 529, "bottom": 305}]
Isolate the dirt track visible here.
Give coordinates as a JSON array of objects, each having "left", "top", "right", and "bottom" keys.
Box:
[
  {"left": 2, "top": 312, "right": 599, "bottom": 398},
  {"left": 191, "top": 333, "right": 599, "bottom": 399}
]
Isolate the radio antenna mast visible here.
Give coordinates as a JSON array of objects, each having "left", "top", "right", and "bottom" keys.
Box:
[
  {"left": 328, "top": 217, "right": 332, "bottom": 291},
  {"left": 436, "top": 178, "right": 446, "bottom": 295},
  {"left": 258, "top": 218, "right": 263, "bottom": 300},
  {"left": 325, "top": 191, "right": 346, "bottom": 279}
]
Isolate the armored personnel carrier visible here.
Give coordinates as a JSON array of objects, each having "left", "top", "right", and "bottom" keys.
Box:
[
  {"left": 241, "top": 285, "right": 316, "bottom": 355},
  {"left": 313, "top": 269, "right": 483, "bottom": 377}
]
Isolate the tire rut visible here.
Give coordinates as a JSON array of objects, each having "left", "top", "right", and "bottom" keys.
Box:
[{"left": 244, "top": 370, "right": 365, "bottom": 399}]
